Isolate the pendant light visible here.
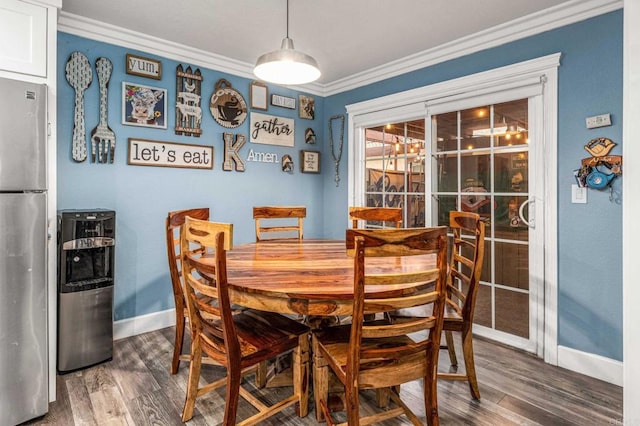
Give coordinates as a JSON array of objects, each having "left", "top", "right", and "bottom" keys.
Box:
[{"left": 253, "top": 0, "right": 320, "bottom": 85}]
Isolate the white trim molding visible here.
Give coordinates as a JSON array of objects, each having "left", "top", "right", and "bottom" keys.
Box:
[
  {"left": 558, "top": 345, "right": 623, "bottom": 386},
  {"left": 114, "top": 308, "right": 176, "bottom": 341},
  {"left": 57, "top": 0, "right": 621, "bottom": 97}
]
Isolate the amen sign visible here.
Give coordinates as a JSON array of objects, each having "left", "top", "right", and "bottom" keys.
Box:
[{"left": 250, "top": 112, "right": 294, "bottom": 147}]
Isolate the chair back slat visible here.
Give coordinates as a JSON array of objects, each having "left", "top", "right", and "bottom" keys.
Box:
[
  {"left": 253, "top": 206, "right": 306, "bottom": 241},
  {"left": 349, "top": 206, "right": 402, "bottom": 229}
]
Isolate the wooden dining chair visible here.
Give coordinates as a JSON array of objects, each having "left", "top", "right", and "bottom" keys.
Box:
[
  {"left": 253, "top": 205, "right": 306, "bottom": 241},
  {"left": 349, "top": 206, "right": 403, "bottom": 229},
  {"left": 438, "top": 211, "right": 486, "bottom": 400},
  {"left": 165, "top": 208, "right": 266, "bottom": 385},
  {"left": 312, "top": 227, "right": 448, "bottom": 426},
  {"left": 180, "top": 217, "right": 310, "bottom": 423},
  {"left": 165, "top": 207, "right": 209, "bottom": 374}
]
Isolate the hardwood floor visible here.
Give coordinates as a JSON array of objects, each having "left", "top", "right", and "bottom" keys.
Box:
[{"left": 28, "top": 327, "right": 622, "bottom": 425}]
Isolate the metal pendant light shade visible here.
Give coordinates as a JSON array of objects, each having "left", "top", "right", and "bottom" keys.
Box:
[{"left": 253, "top": 0, "right": 320, "bottom": 85}]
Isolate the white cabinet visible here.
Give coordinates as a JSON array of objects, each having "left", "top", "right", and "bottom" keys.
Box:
[{"left": 0, "top": 1, "right": 47, "bottom": 77}]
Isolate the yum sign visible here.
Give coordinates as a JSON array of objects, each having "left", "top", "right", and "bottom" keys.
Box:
[{"left": 250, "top": 112, "right": 294, "bottom": 147}]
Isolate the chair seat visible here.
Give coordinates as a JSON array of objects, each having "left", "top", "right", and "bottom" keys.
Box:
[
  {"left": 314, "top": 324, "right": 429, "bottom": 389},
  {"left": 201, "top": 309, "right": 309, "bottom": 365}
]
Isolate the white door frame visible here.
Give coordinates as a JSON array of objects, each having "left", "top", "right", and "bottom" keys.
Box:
[{"left": 347, "top": 53, "right": 560, "bottom": 364}]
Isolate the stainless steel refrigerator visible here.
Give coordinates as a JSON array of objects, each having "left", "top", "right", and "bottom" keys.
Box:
[{"left": 0, "top": 77, "right": 49, "bottom": 425}]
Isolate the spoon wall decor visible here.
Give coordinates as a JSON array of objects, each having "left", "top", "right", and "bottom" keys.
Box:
[{"left": 65, "top": 51, "right": 93, "bottom": 162}]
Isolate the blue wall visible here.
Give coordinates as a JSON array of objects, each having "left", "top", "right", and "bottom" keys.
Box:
[
  {"left": 57, "top": 33, "right": 325, "bottom": 321},
  {"left": 58, "top": 9, "right": 623, "bottom": 361},
  {"left": 320, "top": 11, "right": 623, "bottom": 361}
]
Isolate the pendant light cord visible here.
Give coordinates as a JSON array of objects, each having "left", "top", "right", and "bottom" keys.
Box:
[{"left": 286, "top": 0, "right": 290, "bottom": 38}]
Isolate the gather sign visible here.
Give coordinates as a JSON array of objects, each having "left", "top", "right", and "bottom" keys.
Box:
[{"left": 250, "top": 112, "right": 294, "bottom": 147}]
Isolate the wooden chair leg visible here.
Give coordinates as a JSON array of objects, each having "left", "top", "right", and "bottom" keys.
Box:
[
  {"left": 376, "top": 387, "right": 391, "bottom": 408},
  {"left": 255, "top": 360, "right": 267, "bottom": 388},
  {"left": 171, "top": 315, "right": 185, "bottom": 374},
  {"left": 293, "top": 334, "right": 310, "bottom": 417},
  {"left": 461, "top": 328, "right": 481, "bottom": 399},
  {"left": 445, "top": 330, "right": 457, "bottom": 367},
  {"left": 424, "top": 358, "right": 439, "bottom": 426},
  {"left": 313, "top": 337, "right": 329, "bottom": 422},
  {"left": 181, "top": 343, "right": 202, "bottom": 422},
  {"left": 345, "top": 379, "right": 360, "bottom": 426},
  {"left": 223, "top": 366, "right": 242, "bottom": 425}
]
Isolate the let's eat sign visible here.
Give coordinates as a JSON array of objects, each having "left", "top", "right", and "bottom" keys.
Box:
[
  {"left": 126, "top": 54, "right": 162, "bottom": 80},
  {"left": 127, "top": 138, "right": 213, "bottom": 169}
]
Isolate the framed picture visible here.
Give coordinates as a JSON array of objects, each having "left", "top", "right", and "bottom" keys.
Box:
[
  {"left": 300, "top": 150, "right": 320, "bottom": 173},
  {"left": 250, "top": 81, "right": 268, "bottom": 110},
  {"left": 304, "top": 128, "right": 316, "bottom": 144},
  {"left": 122, "top": 82, "right": 167, "bottom": 129},
  {"left": 299, "top": 95, "right": 315, "bottom": 120},
  {"left": 271, "top": 94, "right": 296, "bottom": 109},
  {"left": 125, "top": 53, "right": 162, "bottom": 80}
]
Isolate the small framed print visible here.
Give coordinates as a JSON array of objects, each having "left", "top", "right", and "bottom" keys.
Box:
[
  {"left": 250, "top": 81, "right": 268, "bottom": 110},
  {"left": 122, "top": 82, "right": 167, "bottom": 129},
  {"left": 271, "top": 94, "right": 296, "bottom": 109},
  {"left": 300, "top": 150, "right": 320, "bottom": 173},
  {"left": 304, "top": 128, "right": 316, "bottom": 144},
  {"left": 125, "top": 53, "right": 162, "bottom": 80},
  {"left": 299, "top": 95, "right": 315, "bottom": 119}
]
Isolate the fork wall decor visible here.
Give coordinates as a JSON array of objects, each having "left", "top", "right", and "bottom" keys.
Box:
[{"left": 91, "top": 57, "right": 116, "bottom": 163}]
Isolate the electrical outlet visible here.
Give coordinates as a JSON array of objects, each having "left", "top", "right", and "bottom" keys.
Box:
[{"left": 585, "top": 113, "right": 612, "bottom": 129}]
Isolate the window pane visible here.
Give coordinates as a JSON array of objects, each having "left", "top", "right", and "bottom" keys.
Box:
[
  {"left": 495, "top": 288, "right": 529, "bottom": 338},
  {"left": 434, "top": 112, "right": 457, "bottom": 152},
  {"left": 494, "top": 99, "right": 529, "bottom": 148},
  {"left": 461, "top": 106, "right": 491, "bottom": 149},
  {"left": 433, "top": 195, "right": 457, "bottom": 226},
  {"left": 474, "top": 284, "right": 492, "bottom": 328},
  {"left": 494, "top": 195, "right": 529, "bottom": 241},
  {"left": 494, "top": 241, "right": 528, "bottom": 289},
  {"left": 494, "top": 152, "right": 528, "bottom": 193},
  {"left": 434, "top": 153, "right": 458, "bottom": 192}
]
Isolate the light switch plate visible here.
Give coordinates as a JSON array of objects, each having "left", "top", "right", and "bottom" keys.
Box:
[
  {"left": 571, "top": 184, "right": 587, "bottom": 203},
  {"left": 585, "top": 113, "right": 611, "bottom": 129}
]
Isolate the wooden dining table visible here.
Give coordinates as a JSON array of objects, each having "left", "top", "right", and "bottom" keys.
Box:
[{"left": 225, "top": 238, "right": 436, "bottom": 317}]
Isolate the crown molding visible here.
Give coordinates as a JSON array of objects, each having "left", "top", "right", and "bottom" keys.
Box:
[
  {"left": 57, "top": 12, "right": 325, "bottom": 96},
  {"left": 323, "top": 0, "right": 622, "bottom": 96},
  {"left": 58, "top": 0, "right": 621, "bottom": 98}
]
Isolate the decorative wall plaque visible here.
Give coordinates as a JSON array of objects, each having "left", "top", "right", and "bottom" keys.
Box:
[
  {"left": 222, "top": 132, "right": 246, "bottom": 172},
  {"left": 127, "top": 138, "right": 213, "bottom": 169},
  {"left": 250, "top": 112, "right": 294, "bottom": 147},
  {"left": 210, "top": 78, "right": 247, "bottom": 128},
  {"left": 175, "top": 65, "right": 203, "bottom": 137},
  {"left": 126, "top": 53, "right": 162, "bottom": 80}
]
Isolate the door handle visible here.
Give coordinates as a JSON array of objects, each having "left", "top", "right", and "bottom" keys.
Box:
[{"left": 519, "top": 198, "right": 535, "bottom": 228}]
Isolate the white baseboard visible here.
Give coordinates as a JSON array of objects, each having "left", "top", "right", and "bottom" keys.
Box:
[
  {"left": 557, "top": 345, "right": 622, "bottom": 386},
  {"left": 113, "top": 308, "right": 176, "bottom": 341}
]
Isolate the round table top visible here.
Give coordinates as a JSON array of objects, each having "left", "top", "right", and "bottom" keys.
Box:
[{"left": 224, "top": 239, "right": 435, "bottom": 316}]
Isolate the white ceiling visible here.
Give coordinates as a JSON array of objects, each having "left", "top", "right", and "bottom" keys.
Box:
[{"left": 59, "top": 0, "right": 593, "bottom": 87}]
